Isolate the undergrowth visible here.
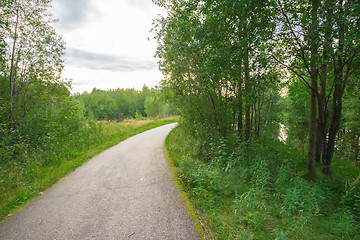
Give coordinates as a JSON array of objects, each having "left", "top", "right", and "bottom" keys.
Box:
[
  {"left": 0, "top": 117, "right": 178, "bottom": 221},
  {"left": 166, "top": 124, "right": 360, "bottom": 239}
]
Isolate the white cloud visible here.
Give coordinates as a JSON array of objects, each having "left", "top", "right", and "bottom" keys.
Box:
[
  {"left": 51, "top": 0, "right": 163, "bottom": 93},
  {"left": 65, "top": 67, "right": 162, "bottom": 94},
  {"left": 52, "top": 0, "right": 96, "bottom": 30},
  {"left": 65, "top": 48, "right": 157, "bottom": 72}
]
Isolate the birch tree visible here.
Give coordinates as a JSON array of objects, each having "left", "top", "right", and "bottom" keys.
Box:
[{"left": 2, "top": 0, "right": 65, "bottom": 130}]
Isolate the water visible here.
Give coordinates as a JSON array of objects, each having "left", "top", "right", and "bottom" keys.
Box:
[{"left": 279, "top": 123, "right": 288, "bottom": 142}]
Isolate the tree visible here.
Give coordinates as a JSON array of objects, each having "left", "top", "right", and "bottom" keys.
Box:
[
  {"left": 155, "top": 0, "right": 280, "bottom": 156},
  {"left": 154, "top": 0, "right": 359, "bottom": 175},
  {"left": 1, "top": 0, "right": 65, "bottom": 131},
  {"left": 0, "top": 0, "right": 10, "bottom": 66},
  {"left": 271, "top": 0, "right": 360, "bottom": 175},
  {"left": 320, "top": 0, "right": 360, "bottom": 174},
  {"left": 340, "top": 68, "right": 360, "bottom": 163},
  {"left": 0, "top": 0, "right": 83, "bottom": 154},
  {"left": 75, "top": 87, "right": 167, "bottom": 121}
]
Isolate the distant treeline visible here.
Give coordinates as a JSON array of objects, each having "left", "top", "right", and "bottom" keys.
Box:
[{"left": 74, "top": 86, "right": 176, "bottom": 121}]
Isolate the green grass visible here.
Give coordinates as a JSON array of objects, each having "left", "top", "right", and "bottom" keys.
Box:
[
  {"left": 165, "top": 124, "right": 360, "bottom": 239},
  {"left": 0, "top": 117, "right": 178, "bottom": 221},
  {"left": 164, "top": 144, "right": 210, "bottom": 239}
]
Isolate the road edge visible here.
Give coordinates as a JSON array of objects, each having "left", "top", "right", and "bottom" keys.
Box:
[{"left": 164, "top": 125, "right": 210, "bottom": 240}]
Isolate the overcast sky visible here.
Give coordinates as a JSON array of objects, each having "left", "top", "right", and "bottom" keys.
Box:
[{"left": 51, "top": 0, "right": 163, "bottom": 93}]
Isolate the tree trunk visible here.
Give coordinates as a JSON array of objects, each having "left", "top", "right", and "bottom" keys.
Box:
[
  {"left": 244, "top": 41, "right": 251, "bottom": 142},
  {"left": 322, "top": 0, "right": 346, "bottom": 175},
  {"left": 315, "top": 121, "right": 322, "bottom": 163},
  {"left": 316, "top": 6, "right": 332, "bottom": 164},
  {"left": 9, "top": 7, "right": 20, "bottom": 131},
  {"left": 238, "top": 89, "right": 243, "bottom": 141},
  {"left": 322, "top": 34, "right": 344, "bottom": 174},
  {"left": 252, "top": 105, "right": 255, "bottom": 133},
  {"left": 308, "top": 79, "right": 318, "bottom": 176},
  {"left": 254, "top": 86, "right": 261, "bottom": 137},
  {"left": 307, "top": 0, "right": 319, "bottom": 176},
  {"left": 237, "top": 61, "right": 244, "bottom": 141},
  {"left": 209, "top": 92, "right": 223, "bottom": 136},
  {"left": 322, "top": 84, "right": 343, "bottom": 174}
]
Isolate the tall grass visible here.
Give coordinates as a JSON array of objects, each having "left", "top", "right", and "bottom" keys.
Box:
[
  {"left": 166, "top": 124, "right": 360, "bottom": 239},
  {"left": 0, "top": 117, "right": 178, "bottom": 221}
]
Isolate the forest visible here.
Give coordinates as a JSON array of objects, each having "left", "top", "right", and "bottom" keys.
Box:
[{"left": 154, "top": 0, "right": 360, "bottom": 239}]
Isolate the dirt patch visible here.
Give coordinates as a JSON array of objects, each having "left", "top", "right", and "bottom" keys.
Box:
[{"left": 120, "top": 119, "right": 155, "bottom": 127}]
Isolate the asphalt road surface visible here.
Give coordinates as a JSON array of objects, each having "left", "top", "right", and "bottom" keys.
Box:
[{"left": 0, "top": 123, "right": 200, "bottom": 240}]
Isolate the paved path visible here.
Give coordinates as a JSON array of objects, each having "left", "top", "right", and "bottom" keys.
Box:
[{"left": 0, "top": 123, "right": 199, "bottom": 240}]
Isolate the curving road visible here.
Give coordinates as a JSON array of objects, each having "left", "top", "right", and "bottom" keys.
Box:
[{"left": 0, "top": 123, "right": 199, "bottom": 240}]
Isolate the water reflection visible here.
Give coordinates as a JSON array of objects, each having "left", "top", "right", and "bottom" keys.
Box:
[{"left": 279, "top": 123, "right": 288, "bottom": 142}]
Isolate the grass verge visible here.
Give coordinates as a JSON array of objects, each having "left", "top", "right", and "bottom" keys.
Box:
[
  {"left": 0, "top": 117, "right": 179, "bottom": 221},
  {"left": 164, "top": 140, "right": 210, "bottom": 239},
  {"left": 166, "top": 124, "right": 360, "bottom": 239}
]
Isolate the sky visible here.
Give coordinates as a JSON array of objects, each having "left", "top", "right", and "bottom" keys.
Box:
[{"left": 51, "top": 0, "right": 164, "bottom": 94}]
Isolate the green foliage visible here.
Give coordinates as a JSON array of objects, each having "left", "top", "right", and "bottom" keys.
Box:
[
  {"left": 156, "top": 0, "right": 360, "bottom": 176},
  {"left": 144, "top": 95, "right": 172, "bottom": 118},
  {"left": 75, "top": 86, "right": 175, "bottom": 121},
  {"left": 0, "top": 83, "right": 85, "bottom": 162},
  {"left": 75, "top": 88, "right": 143, "bottom": 120},
  {"left": 284, "top": 79, "right": 310, "bottom": 150},
  {"left": 337, "top": 77, "right": 360, "bottom": 163},
  {"left": 0, "top": 0, "right": 77, "bottom": 164},
  {"left": 166, "top": 124, "right": 360, "bottom": 239},
  {"left": 135, "top": 110, "right": 143, "bottom": 120},
  {"left": 156, "top": 0, "right": 281, "bottom": 144},
  {"left": 342, "top": 175, "right": 360, "bottom": 223}
]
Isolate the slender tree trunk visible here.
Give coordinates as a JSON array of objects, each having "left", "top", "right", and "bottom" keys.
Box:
[
  {"left": 237, "top": 75, "right": 243, "bottom": 141},
  {"left": 244, "top": 34, "right": 251, "bottom": 142},
  {"left": 256, "top": 89, "right": 262, "bottom": 137},
  {"left": 253, "top": 86, "right": 258, "bottom": 138},
  {"left": 308, "top": 79, "right": 318, "bottom": 176},
  {"left": 315, "top": 120, "right": 322, "bottom": 163},
  {"left": 9, "top": 7, "right": 20, "bottom": 131},
  {"left": 209, "top": 92, "right": 221, "bottom": 135},
  {"left": 323, "top": 83, "right": 343, "bottom": 174},
  {"left": 316, "top": 6, "right": 332, "bottom": 164},
  {"left": 254, "top": 103, "right": 258, "bottom": 137},
  {"left": 307, "top": 0, "right": 320, "bottom": 176},
  {"left": 322, "top": 0, "right": 346, "bottom": 175}
]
